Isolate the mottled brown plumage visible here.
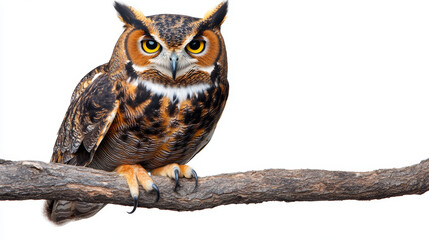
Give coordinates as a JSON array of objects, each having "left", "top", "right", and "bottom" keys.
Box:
[{"left": 45, "top": 1, "right": 228, "bottom": 224}]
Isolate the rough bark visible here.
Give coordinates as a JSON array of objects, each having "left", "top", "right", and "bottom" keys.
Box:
[{"left": 1, "top": 158, "right": 429, "bottom": 211}]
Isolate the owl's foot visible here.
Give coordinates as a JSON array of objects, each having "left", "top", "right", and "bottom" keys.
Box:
[
  {"left": 115, "top": 164, "right": 159, "bottom": 214},
  {"left": 151, "top": 163, "right": 198, "bottom": 192}
]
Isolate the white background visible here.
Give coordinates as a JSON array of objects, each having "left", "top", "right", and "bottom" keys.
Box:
[{"left": 1, "top": 0, "right": 429, "bottom": 239}]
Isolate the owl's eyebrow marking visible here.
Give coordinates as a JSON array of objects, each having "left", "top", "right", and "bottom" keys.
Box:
[{"left": 134, "top": 23, "right": 151, "bottom": 36}]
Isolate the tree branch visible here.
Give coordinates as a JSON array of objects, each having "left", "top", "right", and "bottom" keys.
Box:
[{"left": 1, "top": 158, "right": 429, "bottom": 211}]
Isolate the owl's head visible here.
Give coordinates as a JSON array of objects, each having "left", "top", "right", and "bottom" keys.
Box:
[{"left": 111, "top": 1, "right": 228, "bottom": 87}]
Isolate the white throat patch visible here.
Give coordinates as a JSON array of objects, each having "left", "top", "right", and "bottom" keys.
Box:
[{"left": 137, "top": 79, "right": 211, "bottom": 103}]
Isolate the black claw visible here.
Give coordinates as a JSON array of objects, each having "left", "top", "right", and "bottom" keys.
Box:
[
  {"left": 152, "top": 183, "right": 160, "bottom": 203},
  {"left": 174, "top": 168, "right": 180, "bottom": 192},
  {"left": 128, "top": 195, "right": 138, "bottom": 214},
  {"left": 191, "top": 169, "right": 198, "bottom": 192}
]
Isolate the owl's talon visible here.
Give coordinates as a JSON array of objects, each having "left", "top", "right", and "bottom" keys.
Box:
[
  {"left": 174, "top": 168, "right": 180, "bottom": 192},
  {"left": 116, "top": 164, "right": 156, "bottom": 213},
  {"left": 128, "top": 195, "right": 138, "bottom": 214},
  {"left": 152, "top": 164, "right": 198, "bottom": 192},
  {"left": 191, "top": 169, "right": 198, "bottom": 192},
  {"left": 153, "top": 183, "right": 160, "bottom": 203}
]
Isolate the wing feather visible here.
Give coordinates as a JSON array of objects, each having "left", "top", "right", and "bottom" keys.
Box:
[{"left": 52, "top": 68, "right": 119, "bottom": 167}]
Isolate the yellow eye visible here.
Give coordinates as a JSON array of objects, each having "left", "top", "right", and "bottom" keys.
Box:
[
  {"left": 141, "top": 39, "right": 160, "bottom": 54},
  {"left": 186, "top": 40, "right": 205, "bottom": 54}
]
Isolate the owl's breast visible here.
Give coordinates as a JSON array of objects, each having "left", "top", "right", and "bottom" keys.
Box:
[{"left": 89, "top": 80, "right": 228, "bottom": 171}]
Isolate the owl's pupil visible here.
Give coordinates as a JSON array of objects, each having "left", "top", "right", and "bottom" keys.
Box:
[
  {"left": 146, "top": 40, "right": 157, "bottom": 50},
  {"left": 189, "top": 40, "right": 201, "bottom": 50}
]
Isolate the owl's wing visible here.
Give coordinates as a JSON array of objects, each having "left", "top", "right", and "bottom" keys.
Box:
[
  {"left": 51, "top": 68, "right": 119, "bottom": 166},
  {"left": 70, "top": 64, "right": 108, "bottom": 102}
]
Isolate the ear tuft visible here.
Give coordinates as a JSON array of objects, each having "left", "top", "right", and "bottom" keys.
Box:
[
  {"left": 200, "top": 1, "right": 228, "bottom": 29},
  {"left": 114, "top": 2, "right": 136, "bottom": 26},
  {"left": 114, "top": 2, "right": 150, "bottom": 31}
]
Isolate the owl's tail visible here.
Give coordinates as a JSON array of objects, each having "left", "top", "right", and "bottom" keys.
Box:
[{"left": 44, "top": 200, "right": 106, "bottom": 225}]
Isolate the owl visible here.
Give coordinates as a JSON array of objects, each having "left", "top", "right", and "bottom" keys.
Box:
[{"left": 45, "top": 1, "right": 228, "bottom": 224}]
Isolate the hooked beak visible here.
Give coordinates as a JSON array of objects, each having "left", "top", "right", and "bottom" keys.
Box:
[{"left": 169, "top": 52, "right": 178, "bottom": 81}]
